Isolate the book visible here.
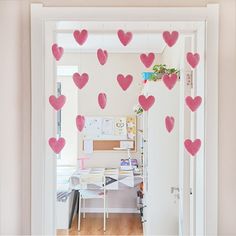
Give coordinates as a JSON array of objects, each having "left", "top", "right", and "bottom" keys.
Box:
[{"left": 120, "top": 158, "right": 138, "bottom": 166}]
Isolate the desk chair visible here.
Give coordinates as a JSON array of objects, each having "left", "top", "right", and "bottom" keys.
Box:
[{"left": 71, "top": 173, "right": 108, "bottom": 231}]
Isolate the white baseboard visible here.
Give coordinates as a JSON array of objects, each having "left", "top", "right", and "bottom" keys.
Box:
[{"left": 81, "top": 207, "right": 139, "bottom": 213}]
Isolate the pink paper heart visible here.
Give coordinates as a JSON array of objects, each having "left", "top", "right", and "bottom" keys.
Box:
[
  {"left": 98, "top": 93, "right": 107, "bottom": 109},
  {"left": 97, "top": 49, "right": 108, "bottom": 65},
  {"left": 76, "top": 115, "right": 85, "bottom": 132},
  {"left": 186, "top": 52, "right": 200, "bottom": 68},
  {"left": 49, "top": 95, "right": 66, "bottom": 111},
  {"left": 138, "top": 95, "right": 155, "bottom": 111},
  {"left": 117, "top": 29, "right": 133, "bottom": 46},
  {"left": 117, "top": 74, "right": 133, "bottom": 91},
  {"left": 162, "top": 73, "right": 178, "bottom": 90},
  {"left": 165, "top": 116, "right": 175, "bottom": 133},
  {"left": 184, "top": 139, "right": 201, "bottom": 156},
  {"left": 73, "top": 29, "right": 88, "bottom": 45},
  {"left": 162, "top": 31, "right": 179, "bottom": 47},
  {"left": 52, "top": 43, "right": 64, "bottom": 61},
  {"left": 72, "top": 73, "right": 89, "bottom": 89},
  {"left": 48, "top": 137, "right": 65, "bottom": 154},
  {"left": 185, "top": 96, "right": 202, "bottom": 112},
  {"left": 140, "top": 53, "right": 155, "bottom": 68}
]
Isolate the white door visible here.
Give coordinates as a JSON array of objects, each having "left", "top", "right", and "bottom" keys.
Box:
[
  {"left": 146, "top": 78, "right": 180, "bottom": 235},
  {"left": 145, "top": 33, "right": 203, "bottom": 235}
]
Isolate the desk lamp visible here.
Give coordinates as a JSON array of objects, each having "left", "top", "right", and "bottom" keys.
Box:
[{"left": 78, "top": 156, "right": 89, "bottom": 170}]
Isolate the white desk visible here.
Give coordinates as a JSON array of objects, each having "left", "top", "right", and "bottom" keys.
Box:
[{"left": 70, "top": 168, "right": 143, "bottom": 190}]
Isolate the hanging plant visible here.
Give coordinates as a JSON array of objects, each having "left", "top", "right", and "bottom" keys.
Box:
[
  {"left": 149, "top": 64, "right": 180, "bottom": 81},
  {"left": 135, "top": 64, "right": 180, "bottom": 115},
  {"left": 133, "top": 104, "right": 144, "bottom": 116}
]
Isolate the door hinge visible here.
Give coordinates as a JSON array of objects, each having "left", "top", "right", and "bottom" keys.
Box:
[{"left": 186, "top": 71, "right": 193, "bottom": 88}]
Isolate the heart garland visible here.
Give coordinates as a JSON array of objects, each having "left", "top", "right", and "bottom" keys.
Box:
[
  {"left": 162, "top": 73, "right": 178, "bottom": 90},
  {"left": 138, "top": 95, "right": 155, "bottom": 111},
  {"left": 98, "top": 93, "right": 107, "bottom": 109},
  {"left": 165, "top": 116, "right": 175, "bottom": 133},
  {"left": 73, "top": 29, "right": 88, "bottom": 46},
  {"left": 185, "top": 96, "right": 202, "bottom": 112},
  {"left": 184, "top": 139, "right": 201, "bottom": 156},
  {"left": 162, "top": 31, "right": 179, "bottom": 47},
  {"left": 76, "top": 115, "right": 85, "bottom": 132},
  {"left": 49, "top": 32, "right": 203, "bottom": 160},
  {"left": 186, "top": 52, "right": 200, "bottom": 69},
  {"left": 97, "top": 49, "right": 108, "bottom": 65},
  {"left": 73, "top": 73, "right": 89, "bottom": 90},
  {"left": 117, "top": 74, "right": 133, "bottom": 91},
  {"left": 52, "top": 43, "right": 64, "bottom": 61},
  {"left": 117, "top": 29, "right": 133, "bottom": 46},
  {"left": 49, "top": 95, "right": 66, "bottom": 111},
  {"left": 140, "top": 53, "right": 155, "bottom": 68},
  {"left": 48, "top": 137, "right": 66, "bottom": 154}
]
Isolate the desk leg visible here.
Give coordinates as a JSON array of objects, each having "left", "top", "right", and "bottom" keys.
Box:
[
  {"left": 76, "top": 192, "right": 80, "bottom": 214},
  {"left": 69, "top": 190, "right": 78, "bottom": 228}
]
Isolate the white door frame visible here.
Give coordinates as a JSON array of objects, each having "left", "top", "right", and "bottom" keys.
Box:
[{"left": 31, "top": 4, "right": 219, "bottom": 235}]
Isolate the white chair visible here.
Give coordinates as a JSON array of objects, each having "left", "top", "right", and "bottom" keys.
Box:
[{"left": 71, "top": 173, "right": 108, "bottom": 231}]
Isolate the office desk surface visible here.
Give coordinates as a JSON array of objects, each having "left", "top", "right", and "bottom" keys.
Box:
[{"left": 70, "top": 168, "right": 143, "bottom": 190}]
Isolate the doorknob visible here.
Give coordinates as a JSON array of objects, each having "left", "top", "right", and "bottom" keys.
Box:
[{"left": 170, "top": 187, "right": 179, "bottom": 194}]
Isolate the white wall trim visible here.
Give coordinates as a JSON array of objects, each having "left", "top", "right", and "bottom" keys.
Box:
[
  {"left": 205, "top": 4, "right": 219, "bottom": 236},
  {"left": 31, "top": 4, "right": 219, "bottom": 235},
  {"left": 31, "top": 4, "right": 45, "bottom": 234}
]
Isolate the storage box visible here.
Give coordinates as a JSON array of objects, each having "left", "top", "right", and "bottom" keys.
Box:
[
  {"left": 56, "top": 190, "right": 76, "bottom": 229},
  {"left": 56, "top": 166, "right": 77, "bottom": 229}
]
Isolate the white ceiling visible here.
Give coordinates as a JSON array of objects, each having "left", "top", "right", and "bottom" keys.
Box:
[
  {"left": 56, "top": 21, "right": 167, "bottom": 53},
  {"left": 57, "top": 32, "right": 166, "bottom": 53}
]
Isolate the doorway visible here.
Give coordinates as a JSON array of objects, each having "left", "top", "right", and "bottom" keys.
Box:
[{"left": 31, "top": 4, "right": 219, "bottom": 235}]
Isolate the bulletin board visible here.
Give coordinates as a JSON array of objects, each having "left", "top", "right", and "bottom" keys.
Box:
[{"left": 82, "top": 116, "right": 137, "bottom": 152}]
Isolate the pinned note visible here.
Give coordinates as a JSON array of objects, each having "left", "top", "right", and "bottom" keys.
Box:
[
  {"left": 120, "top": 140, "right": 134, "bottom": 149},
  {"left": 84, "top": 139, "right": 93, "bottom": 154}
]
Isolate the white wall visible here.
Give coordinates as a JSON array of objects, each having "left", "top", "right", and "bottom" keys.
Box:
[
  {"left": 58, "top": 53, "right": 153, "bottom": 167},
  {"left": 160, "top": 36, "right": 185, "bottom": 68},
  {"left": 218, "top": 1, "right": 236, "bottom": 234},
  {"left": 0, "top": 2, "right": 23, "bottom": 234},
  {"left": 0, "top": 0, "right": 235, "bottom": 235}
]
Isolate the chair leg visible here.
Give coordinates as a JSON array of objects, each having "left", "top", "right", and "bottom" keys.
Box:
[
  {"left": 103, "top": 194, "right": 106, "bottom": 231},
  {"left": 78, "top": 194, "right": 81, "bottom": 231},
  {"left": 83, "top": 198, "right": 86, "bottom": 219},
  {"left": 106, "top": 192, "right": 109, "bottom": 219}
]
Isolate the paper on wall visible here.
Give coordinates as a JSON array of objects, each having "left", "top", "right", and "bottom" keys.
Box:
[
  {"left": 84, "top": 117, "right": 102, "bottom": 139},
  {"left": 84, "top": 139, "right": 93, "bottom": 154},
  {"left": 102, "top": 118, "right": 114, "bottom": 135},
  {"left": 120, "top": 140, "right": 134, "bottom": 149},
  {"left": 114, "top": 117, "right": 127, "bottom": 136},
  {"left": 127, "top": 116, "right": 136, "bottom": 140}
]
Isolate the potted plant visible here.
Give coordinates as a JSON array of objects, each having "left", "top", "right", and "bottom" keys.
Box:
[
  {"left": 149, "top": 64, "right": 180, "bottom": 81},
  {"left": 142, "top": 64, "right": 180, "bottom": 82},
  {"left": 136, "top": 64, "right": 180, "bottom": 115}
]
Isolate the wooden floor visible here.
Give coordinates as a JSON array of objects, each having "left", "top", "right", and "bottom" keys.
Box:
[{"left": 57, "top": 213, "right": 143, "bottom": 236}]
